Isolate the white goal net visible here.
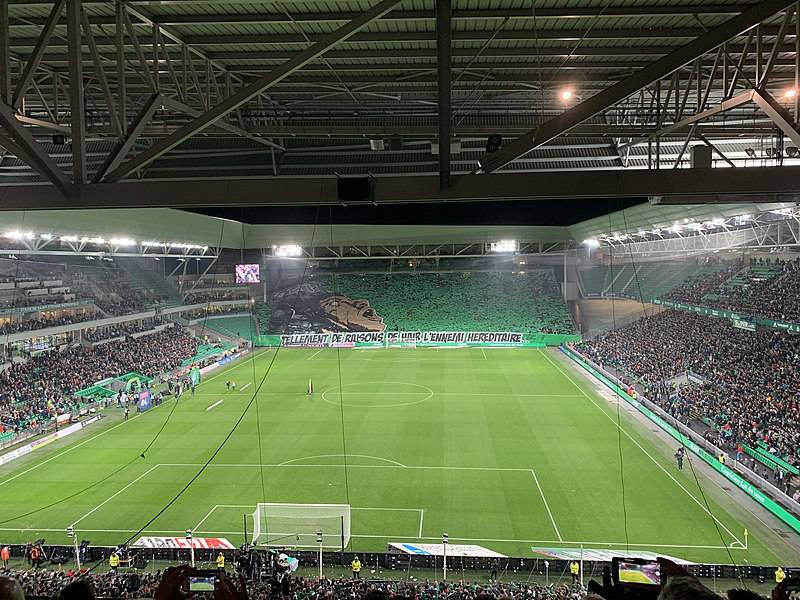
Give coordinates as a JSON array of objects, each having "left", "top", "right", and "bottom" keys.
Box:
[{"left": 251, "top": 503, "right": 351, "bottom": 549}]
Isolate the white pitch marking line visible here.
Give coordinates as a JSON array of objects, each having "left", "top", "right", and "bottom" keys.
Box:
[
  {"left": 540, "top": 349, "right": 745, "bottom": 548},
  {"left": 419, "top": 509, "right": 424, "bottom": 538},
  {"left": 306, "top": 348, "right": 323, "bottom": 360},
  {"left": 0, "top": 350, "right": 262, "bottom": 488},
  {"left": 206, "top": 399, "right": 224, "bottom": 412},
  {"left": 531, "top": 469, "right": 562, "bottom": 542},
  {"left": 481, "top": 348, "right": 488, "bottom": 361},
  {"left": 193, "top": 505, "right": 220, "bottom": 532},
  {"left": 161, "top": 462, "right": 530, "bottom": 472},
  {"left": 278, "top": 454, "right": 407, "bottom": 467},
  {"left": 240, "top": 383, "right": 252, "bottom": 392},
  {"left": 71, "top": 464, "right": 161, "bottom": 527}
]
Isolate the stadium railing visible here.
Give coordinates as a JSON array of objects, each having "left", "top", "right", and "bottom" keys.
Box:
[{"left": 562, "top": 345, "right": 800, "bottom": 533}]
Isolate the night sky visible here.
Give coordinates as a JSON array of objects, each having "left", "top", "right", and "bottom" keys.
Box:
[{"left": 193, "top": 197, "right": 645, "bottom": 226}]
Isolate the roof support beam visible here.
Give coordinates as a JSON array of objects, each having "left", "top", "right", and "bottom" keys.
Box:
[
  {"left": 95, "top": 92, "right": 162, "bottom": 182},
  {"left": 0, "top": 0, "right": 10, "bottom": 105},
  {"left": 101, "top": 0, "right": 404, "bottom": 183},
  {"left": 160, "top": 96, "right": 284, "bottom": 152},
  {"left": 67, "top": 0, "right": 86, "bottom": 184},
  {"left": 6, "top": 167, "right": 800, "bottom": 210},
  {"left": 80, "top": 7, "right": 121, "bottom": 138},
  {"left": 476, "top": 0, "right": 799, "bottom": 174},
  {"left": 12, "top": 0, "right": 66, "bottom": 109},
  {"left": 437, "top": 0, "right": 451, "bottom": 191},
  {"left": 752, "top": 88, "right": 800, "bottom": 147},
  {"left": 0, "top": 101, "right": 72, "bottom": 197},
  {"left": 758, "top": 7, "right": 794, "bottom": 88},
  {"left": 617, "top": 90, "right": 755, "bottom": 152}
]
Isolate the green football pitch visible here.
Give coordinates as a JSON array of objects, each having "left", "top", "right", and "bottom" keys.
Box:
[{"left": 0, "top": 347, "right": 796, "bottom": 565}]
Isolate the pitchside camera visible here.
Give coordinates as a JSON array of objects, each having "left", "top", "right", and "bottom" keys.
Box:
[{"left": 66, "top": 526, "right": 74, "bottom": 537}]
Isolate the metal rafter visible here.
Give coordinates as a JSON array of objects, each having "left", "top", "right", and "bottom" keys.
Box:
[
  {"left": 476, "top": 0, "right": 800, "bottom": 173},
  {"left": 12, "top": 0, "right": 66, "bottom": 109},
  {"left": 437, "top": 0, "right": 451, "bottom": 191},
  {"left": 102, "top": 0, "right": 405, "bottom": 183},
  {"left": 0, "top": 100, "right": 72, "bottom": 196}
]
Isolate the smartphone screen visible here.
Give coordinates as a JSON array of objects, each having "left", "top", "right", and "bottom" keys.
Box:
[
  {"left": 617, "top": 560, "right": 662, "bottom": 586},
  {"left": 188, "top": 576, "right": 216, "bottom": 592}
]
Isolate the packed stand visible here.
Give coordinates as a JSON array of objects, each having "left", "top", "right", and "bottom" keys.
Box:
[
  {"left": 713, "top": 258, "right": 800, "bottom": 322},
  {"left": 84, "top": 318, "right": 166, "bottom": 342},
  {"left": 0, "top": 567, "right": 587, "bottom": 600},
  {"left": 0, "top": 313, "right": 99, "bottom": 336},
  {"left": 0, "top": 326, "right": 198, "bottom": 432},
  {"left": 664, "top": 258, "right": 800, "bottom": 323},
  {"left": 661, "top": 261, "right": 743, "bottom": 304},
  {"left": 183, "top": 290, "right": 251, "bottom": 305},
  {"left": 576, "top": 311, "right": 800, "bottom": 487}
]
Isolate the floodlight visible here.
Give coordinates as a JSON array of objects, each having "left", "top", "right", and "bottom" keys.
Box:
[
  {"left": 785, "top": 88, "right": 797, "bottom": 98},
  {"left": 583, "top": 238, "right": 600, "bottom": 248},
  {"left": 110, "top": 237, "right": 135, "bottom": 246},
  {"left": 489, "top": 240, "right": 518, "bottom": 253},
  {"left": 560, "top": 88, "right": 574, "bottom": 102},
  {"left": 274, "top": 244, "right": 303, "bottom": 257}
]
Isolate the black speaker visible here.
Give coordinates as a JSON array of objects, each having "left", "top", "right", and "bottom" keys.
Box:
[
  {"left": 337, "top": 177, "right": 372, "bottom": 202},
  {"left": 486, "top": 134, "right": 503, "bottom": 153}
]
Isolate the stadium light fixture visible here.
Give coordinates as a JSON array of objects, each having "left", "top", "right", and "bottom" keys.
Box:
[
  {"left": 61, "top": 235, "right": 79, "bottom": 242},
  {"left": 39, "top": 233, "right": 53, "bottom": 240},
  {"left": 583, "top": 239, "right": 600, "bottom": 248},
  {"left": 785, "top": 88, "right": 797, "bottom": 98},
  {"left": 560, "top": 88, "right": 574, "bottom": 102},
  {"left": 489, "top": 240, "right": 518, "bottom": 253},
  {"left": 274, "top": 244, "right": 304, "bottom": 257},
  {"left": 110, "top": 237, "right": 135, "bottom": 246}
]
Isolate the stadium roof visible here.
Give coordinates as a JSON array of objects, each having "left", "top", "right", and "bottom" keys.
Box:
[
  {"left": 3, "top": 0, "right": 800, "bottom": 211},
  {"left": 2, "top": 202, "right": 797, "bottom": 252}
]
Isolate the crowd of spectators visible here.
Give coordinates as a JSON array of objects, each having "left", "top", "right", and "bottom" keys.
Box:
[
  {"left": 661, "top": 261, "right": 743, "bottom": 304},
  {"left": 664, "top": 258, "right": 800, "bottom": 323},
  {"left": 184, "top": 305, "right": 248, "bottom": 320},
  {"left": 713, "top": 259, "right": 800, "bottom": 323},
  {"left": 184, "top": 290, "right": 251, "bottom": 305},
  {"left": 0, "top": 326, "right": 198, "bottom": 431},
  {"left": 576, "top": 310, "right": 800, "bottom": 477},
  {"left": 84, "top": 318, "right": 165, "bottom": 343},
  {"left": 0, "top": 568, "right": 588, "bottom": 600},
  {"left": 0, "top": 313, "right": 100, "bottom": 336}
]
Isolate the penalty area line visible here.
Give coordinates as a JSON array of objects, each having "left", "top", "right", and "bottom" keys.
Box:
[
  {"left": 206, "top": 399, "right": 224, "bottom": 412},
  {"left": 240, "top": 383, "right": 252, "bottom": 392}
]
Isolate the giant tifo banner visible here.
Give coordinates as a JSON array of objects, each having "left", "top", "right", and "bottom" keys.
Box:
[{"left": 263, "top": 331, "right": 580, "bottom": 348}]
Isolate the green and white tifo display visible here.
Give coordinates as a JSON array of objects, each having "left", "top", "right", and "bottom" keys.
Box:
[{"left": 0, "top": 347, "right": 796, "bottom": 565}]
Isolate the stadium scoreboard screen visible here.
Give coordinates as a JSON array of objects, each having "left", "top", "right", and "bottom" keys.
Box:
[{"left": 235, "top": 263, "right": 260, "bottom": 283}]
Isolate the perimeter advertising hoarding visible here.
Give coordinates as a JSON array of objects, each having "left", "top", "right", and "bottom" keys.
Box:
[
  {"left": 132, "top": 537, "right": 236, "bottom": 550},
  {"left": 388, "top": 543, "right": 505, "bottom": 558}
]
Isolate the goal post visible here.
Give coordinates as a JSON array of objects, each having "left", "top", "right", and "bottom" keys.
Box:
[{"left": 251, "top": 503, "right": 351, "bottom": 549}]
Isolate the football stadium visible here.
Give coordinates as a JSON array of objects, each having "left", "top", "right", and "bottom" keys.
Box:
[{"left": 2, "top": 1, "right": 800, "bottom": 598}]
